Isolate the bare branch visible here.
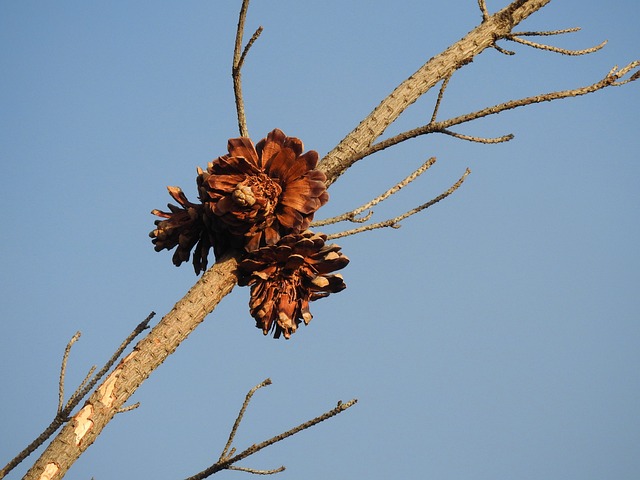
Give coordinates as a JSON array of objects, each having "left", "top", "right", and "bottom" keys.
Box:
[
  {"left": 116, "top": 403, "right": 141, "bottom": 414},
  {"left": 327, "top": 168, "right": 471, "bottom": 240},
  {"left": 313, "top": 157, "right": 437, "bottom": 228},
  {"left": 1, "top": 313, "right": 154, "bottom": 479},
  {"left": 186, "top": 396, "right": 358, "bottom": 480},
  {"left": 352, "top": 61, "right": 639, "bottom": 162},
  {"left": 430, "top": 76, "right": 451, "bottom": 124},
  {"left": 66, "top": 312, "right": 154, "bottom": 407},
  {"left": 23, "top": 254, "right": 239, "bottom": 480},
  {"left": 512, "top": 27, "right": 581, "bottom": 36},
  {"left": 505, "top": 34, "right": 607, "bottom": 55},
  {"left": 493, "top": 43, "right": 516, "bottom": 55},
  {"left": 68, "top": 365, "right": 97, "bottom": 407},
  {"left": 318, "top": 0, "right": 554, "bottom": 185},
  {"left": 440, "top": 129, "right": 514, "bottom": 144},
  {"left": 58, "top": 331, "right": 82, "bottom": 414},
  {"left": 220, "top": 378, "right": 272, "bottom": 461},
  {"left": 233, "top": 0, "right": 263, "bottom": 137},
  {"left": 228, "top": 465, "right": 286, "bottom": 475}
]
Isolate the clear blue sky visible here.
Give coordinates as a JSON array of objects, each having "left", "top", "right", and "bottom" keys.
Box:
[{"left": 1, "top": 1, "right": 638, "bottom": 479}]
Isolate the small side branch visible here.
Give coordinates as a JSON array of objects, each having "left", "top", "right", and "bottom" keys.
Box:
[
  {"left": 185, "top": 380, "right": 357, "bottom": 480},
  {"left": 313, "top": 157, "right": 437, "bottom": 228},
  {"left": 58, "top": 331, "right": 81, "bottom": 414},
  {"left": 327, "top": 168, "right": 471, "bottom": 240},
  {"left": 440, "top": 129, "right": 514, "bottom": 144},
  {"left": 505, "top": 34, "right": 607, "bottom": 56},
  {"left": 352, "top": 61, "right": 639, "bottom": 162},
  {"left": 0, "top": 313, "right": 154, "bottom": 479},
  {"left": 477, "top": 0, "right": 489, "bottom": 21},
  {"left": 219, "top": 378, "right": 272, "bottom": 461},
  {"left": 232, "top": 0, "right": 263, "bottom": 137},
  {"left": 430, "top": 76, "right": 451, "bottom": 124}
]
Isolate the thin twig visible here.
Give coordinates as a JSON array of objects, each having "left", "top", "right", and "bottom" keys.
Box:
[
  {"left": 66, "top": 312, "right": 155, "bottom": 406},
  {"left": 351, "top": 61, "right": 639, "bottom": 162},
  {"left": 440, "top": 129, "right": 514, "bottom": 144},
  {"left": 116, "top": 402, "right": 141, "bottom": 414},
  {"left": 232, "top": 0, "right": 262, "bottom": 137},
  {"left": 313, "top": 157, "right": 437, "bottom": 228},
  {"left": 430, "top": 76, "right": 451, "bottom": 124},
  {"left": 505, "top": 35, "right": 607, "bottom": 56},
  {"left": 0, "top": 313, "right": 154, "bottom": 479},
  {"left": 512, "top": 27, "right": 581, "bottom": 36},
  {"left": 185, "top": 393, "right": 357, "bottom": 480},
  {"left": 477, "top": 0, "right": 489, "bottom": 21},
  {"left": 220, "top": 378, "right": 272, "bottom": 461},
  {"left": 228, "top": 466, "right": 286, "bottom": 475},
  {"left": 493, "top": 43, "right": 516, "bottom": 55},
  {"left": 69, "top": 365, "right": 97, "bottom": 405},
  {"left": 327, "top": 169, "right": 471, "bottom": 240},
  {"left": 58, "top": 331, "right": 81, "bottom": 414}
]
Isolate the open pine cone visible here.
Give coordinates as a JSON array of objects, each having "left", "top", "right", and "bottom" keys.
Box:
[
  {"left": 198, "top": 128, "right": 329, "bottom": 252},
  {"left": 149, "top": 186, "right": 216, "bottom": 274},
  {"left": 237, "top": 231, "right": 349, "bottom": 339}
]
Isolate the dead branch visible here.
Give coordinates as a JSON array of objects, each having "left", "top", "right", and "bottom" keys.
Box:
[
  {"left": 184, "top": 379, "right": 357, "bottom": 480},
  {"left": 0, "top": 313, "right": 153, "bottom": 479},
  {"left": 21, "top": 256, "right": 239, "bottom": 480},
  {"left": 317, "top": 0, "right": 555, "bottom": 185},
  {"left": 327, "top": 168, "right": 471, "bottom": 240},
  {"left": 58, "top": 332, "right": 81, "bottom": 414},
  {"left": 430, "top": 76, "right": 451, "bottom": 124},
  {"left": 504, "top": 34, "right": 607, "bottom": 55},
  {"left": 233, "top": 0, "right": 263, "bottom": 137},
  {"left": 313, "top": 157, "right": 437, "bottom": 228},
  {"left": 17, "top": 1, "right": 638, "bottom": 477},
  {"left": 352, "top": 61, "right": 639, "bottom": 162}
]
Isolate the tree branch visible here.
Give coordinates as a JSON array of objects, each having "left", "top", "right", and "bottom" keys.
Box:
[
  {"left": 317, "top": 0, "right": 553, "bottom": 185},
  {"left": 22, "top": 255, "right": 240, "bottom": 480},
  {"left": 14, "top": 1, "right": 638, "bottom": 478},
  {"left": 312, "top": 157, "right": 437, "bottom": 228},
  {"left": 351, "top": 61, "right": 639, "bottom": 162},
  {"left": 0, "top": 313, "right": 153, "bottom": 479},
  {"left": 327, "top": 168, "right": 471, "bottom": 240},
  {"left": 185, "top": 382, "right": 357, "bottom": 480},
  {"left": 233, "top": 0, "right": 263, "bottom": 137}
]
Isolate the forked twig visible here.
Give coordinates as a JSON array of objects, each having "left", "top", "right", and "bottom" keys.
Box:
[
  {"left": 185, "top": 379, "right": 357, "bottom": 479},
  {"left": 313, "top": 157, "right": 437, "bottom": 228},
  {"left": 233, "top": 0, "right": 263, "bottom": 137},
  {"left": 0, "top": 313, "right": 154, "bottom": 479},
  {"left": 219, "top": 378, "right": 272, "bottom": 461},
  {"left": 327, "top": 168, "right": 471, "bottom": 240},
  {"left": 352, "top": 61, "right": 639, "bottom": 163}
]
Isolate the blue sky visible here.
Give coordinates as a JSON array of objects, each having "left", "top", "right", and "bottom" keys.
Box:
[{"left": 1, "top": 1, "right": 638, "bottom": 479}]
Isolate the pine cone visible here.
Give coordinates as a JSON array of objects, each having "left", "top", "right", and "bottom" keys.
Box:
[
  {"left": 237, "top": 231, "right": 349, "bottom": 339},
  {"left": 198, "top": 129, "right": 329, "bottom": 252}
]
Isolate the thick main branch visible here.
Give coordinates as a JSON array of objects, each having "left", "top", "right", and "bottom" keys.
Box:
[
  {"left": 23, "top": 254, "right": 240, "bottom": 480},
  {"left": 317, "top": 0, "right": 551, "bottom": 185}
]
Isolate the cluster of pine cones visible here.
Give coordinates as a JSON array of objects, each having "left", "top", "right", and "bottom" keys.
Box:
[{"left": 150, "top": 129, "right": 349, "bottom": 339}]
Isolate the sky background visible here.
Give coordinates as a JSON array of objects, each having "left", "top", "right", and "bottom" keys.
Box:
[{"left": 1, "top": 1, "right": 638, "bottom": 479}]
